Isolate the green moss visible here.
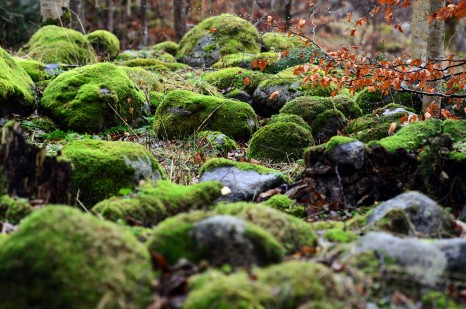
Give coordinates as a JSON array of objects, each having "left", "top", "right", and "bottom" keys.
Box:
[
  {"left": 154, "top": 52, "right": 177, "bottom": 63},
  {"left": 62, "top": 139, "right": 166, "bottom": 206},
  {"left": 248, "top": 122, "right": 315, "bottom": 162},
  {"left": 310, "top": 221, "right": 345, "bottom": 231},
  {"left": 146, "top": 211, "right": 284, "bottom": 266},
  {"left": 0, "top": 206, "right": 153, "bottom": 308},
  {"left": 23, "top": 25, "right": 96, "bottom": 65},
  {"left": 0, "top": 48, "right": 35, "bottom": 115},
  {"left": 280, "top": 95, "right": 361, "bottom": 127},
  {"left": 40, "top": 62, "right": 147, "bottom": 133},
  {"left": 269, "top": 113, "right": 312, "bottom": 132},
  {"left": 0, "top": 234, "right": 7, "bottom": 248},
  {"left": 212, "top": 52, "right": 278, "bottom": 70},
  {"left": 372, "top": 119, "right": 442, "bottom": 152},
  {"left": 261, "top": 32, "right": 301, "bottom": 51},
  {"left": 263, "top": 194, "right": 306, "bottom": 218},
  {"left": 355, "top": 88, "right": 421, "bottom": 115},
  {"left": 324, "top": 136, "right": 357, "bottom": 153},
  {"left": 200, "top": 158, "right": 285, "bottom": 176},
  {"left": 215, "top": 202, "right": 317, "bottom": 254},
  {"left": 185, "top": 261, "right": 346, "bottom": 309},
  {"left": 195, "top": 130, "right": 238, "bottom": 154},
  {"left": 15, "top": 58, "right": 46, "bottom": 82},
  {"left": 323, "top": 228, "right": 358, "bottom": 243},
  {"left": 265, "top": 47, "right": 322, "bottom": 74},
  {"left": 124, "top": 58, "right": 169, "bottom": 71},
  {"left": 422, "top": 291, "right": 463, "bottom": 309},
  {"left": 177, "top": 14, "right": 261, "bottom": 63},
  {"left": 151, "top": 41, "right": 179, "bottom": 56},
  {"left": 149, "top": 91, "right": 165, "bottom": 113},
  {"left": 312, "top": 109, "right": 347, "bottom": 142},
  {"left": 202, "top": 67, "right": 266, "bottom": 94},
  {"left": 153, "top": 90, "right": 258, "bottom": 140},
  {"left": 0, "top": 195, "right": 33, "bottom": 224},
  {"left": 86, "top": 30, "right": 120, "bottom": 60}
]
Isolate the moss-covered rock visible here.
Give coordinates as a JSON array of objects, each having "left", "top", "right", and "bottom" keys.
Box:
[
  {"left": 15, "top": 58, "right": 46, "bottom": 82},
  {"left": 149, "top": 91, "right": 164, "bottom": 113},
  {"left": 23, "top": 25, "right": 96, "bottom": 65},
  {"left": 323, "top": 228, "right": 358, "bottom": 243},
  {"left": 269, "top": 113, "right": 312, "bottom": 132},
  {"left": 93, "top": 180, "right": 223, "bottom": 225},
  {"left": 40, "top": 62, "right": 147, "bottom": 133},
  {"left": 86, "top": 30, "right": 120, "bottom": 60},
  {"left": 0, "top": 206, "right": 153, "bottom": 308},
  {"left": 0, "top": 48, "right": 35, "bottom": 116},
  {"left": 146, "top": 211, "right": 284, "bottom": 266},
  {"left": 153, "top": 90, "right": 258, "bottom": 140},
  {"left": 201, "top": 67, "right": 266, "bottom": 95},
  {"left": 177, "top": 14, "right": 261, "bottom": 67},
  {"left": 184, "top": 261, "right": 347, "bottom": 309},
  {"left": 261, "top": 32, "right": 302, "bottom": 51},
  {"left": 312, "top": 109, "right": 348, "bottom": 143},
  {"left": 200, "top": 157, "right": 286, "bottom": 176},
  {"left": 215, "top": 202, "right": 317, "bottom": 253},
  {"left": 62, "top": 139, "right": 165, "bottom": 206},
  {"left": 0, "top": 195, "right": 33, "bottom": 224},
  {"left": 151, "top": 41, "right": 179, "bottom": 56},
  {"left": 263, "top": 47, "right": 321, "bottom": 74},
  {"left": 248, "top": 122, "right": 314, "bottom": 162},
  {"left": 355, "top": 88, "right": 421, "bottom": 115},
  {"left": 195, "top": 130, "right": 238, "bottom": 154},
  {"left": 212, "top": 52, "right": 278, "bottom": 70},
  {"left": 264, "top": 194, "right": 306, "bottom": 218}
]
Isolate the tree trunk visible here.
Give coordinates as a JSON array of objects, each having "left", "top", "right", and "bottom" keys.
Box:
[
  {"left": 174, "top": 0, "right": 187, "bottom": 42},
  {"left": 40, "top": 0, "right": 70, "bottom": 22},
  {"left": 411, "top": 0, "right": 445, "bottom": 112},
  {"left": 106, "top": 0, "right": 114, "bottom": 33},
  {"left": 139, "top": 0, "right": 148, "bottom": 48}
]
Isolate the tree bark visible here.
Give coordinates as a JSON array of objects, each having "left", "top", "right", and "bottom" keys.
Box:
[
  {"left": 174, "top": 0, "right": 187, "bottom": 42},
  {"left": 106, "top": 0, "right": 114, "bottom": 33},
  {"left": 139, "top": 0, "right": 148, "bottom": 47}
]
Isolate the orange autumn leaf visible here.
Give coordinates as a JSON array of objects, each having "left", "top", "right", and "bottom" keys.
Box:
[
  {"left": 346, "top": 12, "right": 352, "bottom": 22},
  {"left": 252, "top": 59, "right": 259, "bottom": 69},
  {"left": 298, "top": 19, "right": 306, "bottom": 28},
  {"left": 243, "top": 77, "right": 250, "bottom": 85},
  {"left": 283, "top": 49, "right": 289, "bottom": 57},
  {"left": 351, "top": 28, "right": 356, "bottom": 36},
  {"left": 424, "top": 112, "right": 432, "bottom": 120},
  {"left": 209, "top": 28, "right": 217, "bottom": 33},
  {"left": 388, "top": 122, "right": 397, "bottom": 135},
  {"left": 269, "top": 91, "right": 280, "bottom": 100}
]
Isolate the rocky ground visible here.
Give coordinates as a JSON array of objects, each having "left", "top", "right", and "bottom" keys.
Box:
[{"left": 0, "top": 13, "right": 466, "bottom": 309}]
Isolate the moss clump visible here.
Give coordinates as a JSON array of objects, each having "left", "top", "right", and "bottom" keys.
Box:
[
  {"left": 261, "top": 32, "right": 302, "bottom": 51},
  {"left": 124, "top": 58, "right": 169, "bottom": 70},
  {"left": 212, "top": 52, "right": 278, "bottom": 70},
  {"left": 0, "top": 48, "right": 35, "bottom": 115},
  {"left": 149, "top": 91, "right": 165, "bottom": 113},
  {"left": 93, "top": 180, "right": 222, "bottom": 225},
  {"left": 355, "top": 88, "right": 421, "bottom": 115},
  {"left": 312, "top": 109, "right": 348, "bottom": 143},
  {"left": 248, "top": 122, "right": 315, "bottom": 162},
  {"left": 264, "top": 194, "right": 306, "bottom": 218},
  {"left": 86, "top": 30, "right": 120, "bottom": 60},
  {"left": 184, "top": 261, "right": 346, "bottom": 309},
  {"left": 151, "top": 41, "right": 179, "bottom": 56},
  {"left": 372, "top": 119, "right": 442, "bottom": 152},
  {"left": 201, "top": 67, "right": 266, "bottom": 94},
  {"left": 323, "top": 228, "right": 358, "bottom": 243},
  {"left": 200, "top": 157, "right": 286, "bottom": 177},
  {"left": 215, "top": 202, "right": 317, "bottom": 253},
  {"left": 195, "top": 130, "right": 238, "bottom": 154},
  {"left": 265, "top": 47, "right": 322, "bottom": 74},
  {"left": 40, "top": 62, "right": 147, "bottom": 133},
  {"left": 23, "top": 25, "right": 96, "bottom": 65},
  {"left": 0, "top": 195, "right": 33, "bottom": 224},
  {"left": 280, "top": 95, "right": 362, "bottom": 126},
  {"left": 153, "top": 90, "right": 258, "bottom": 140},
  {"left": 269, "top": 113, "right": 312, "bottom": 132},
  {"left": 421, "top": 291, "right": 463, "bottom": 309},
  {"left": 15, "top": 58, "right": 46, "bottom": 82},
  {"left": 0, "top": 206, "right": 153, "bottom": 308},
  {"left": 177, "top": 14, "right": 261, "bottom": 67},
  {"left": 146, "top": 211, "right": 284, "bottom": 266},
  {"left": 62, "top": 139, "right": 166, "bottom": 206}
]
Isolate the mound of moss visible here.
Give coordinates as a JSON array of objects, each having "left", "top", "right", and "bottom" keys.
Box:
[
  {"left": 93, "top": 180, "right": 223, "bottom": 225},
  {"left": 15, "top": 58, "right": 46, "bottom": 82},
  {"left": 0, "top": 206, "right": 153, "bottom": 308},
  {"left": 86, "top": 30, "right": 120, "bottom": 60},
  {"left": 201, "top": 67, "right": 265, "bottom": 95},
  {"left": 40, "top": 62, "right": 147, "bottom": 133},
  {"left": 23, "top": 25, "right": 96, "bottom": 65},
  {"left": 355, "top": 88, "right": 421, "bottom": 115},
  {"left": 212, "top": 52, "right": 278, "bottom": 70},
  {"left": 0, "top": 48, "right": 35, "bottom": 116},
  {"left": 269, "top": 113, "right": 312, "bottom": 132},
  {"left": 215, "top": 202, "right": 317, "bottom": 253},
  {"left": 264, "top": 194, "right": 306, "bottom": 218},
  {"left": 62, "top": 139, "right": 166, "bottom": 206},
  {"left": 248, "top": 122, "right": 314, "bottom": 162},
  {"left": 195, "top": 130, "right": 238, "bottom": 154},
  {"left": 153, "top": 90, "right": 258, "bottom": 140},
  {"left": 184, "top": 261, "right": 347, "bottom": 309},
  {"left": 261, "top": 32, "right": 303, "bottom": 51},
  {"left": 146, "top": 211, "right": 284, "bottom": 266},
  {"left": 151, "top": 41, "right": 179, "bottom": 56},
  {"left": 0, "top": 195, "right": 33, "bottom": 224},
  {"left": 177, "top": 14, "right": 261, "bottom": 67}
]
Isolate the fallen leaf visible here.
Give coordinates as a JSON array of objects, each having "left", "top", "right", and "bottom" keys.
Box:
[
  {"left": 269, "top": 90, "right": 280, "bottom": 100},
  {"left": 209, "top": 27, "right": 217, "bottom": 33},
  {"left": 243, "top": 77, "right": 250, "bottom": 85},
  {"left": 388, "top": 122, "right": 396, "bottom": 135}
]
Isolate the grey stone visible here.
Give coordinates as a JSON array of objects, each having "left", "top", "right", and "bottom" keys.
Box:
[
  {"left": 327, "top": 140, "right": 365, "bottom": 170},
  {"left": 252, "top": 84, "right": 302, "bottom": 117},
  {"left": 434, "top": 238, "right": 466, "bottom": 281},
  {"left": 199, "top": 166, "right": 284, "bottom": 202},
  {"left": 366, "top": 191, "right": 452, "bottom": 237},
  {"left": 124, "top": 155, "right": 162, "bottom": 183},
  {"left": 180, "top": 34, "right": 221, "bottom": 68},
  {"left": 355, "top": 232, "right": 447, "bottom": 285}
]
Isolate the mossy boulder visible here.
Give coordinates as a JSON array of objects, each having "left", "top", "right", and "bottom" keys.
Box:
[
  {"left": 0, "top": 206, "right": 153, "bottom": 308},
  {"left": 86, "top": 30, "right": 120, "bottom": 60},
  {"left": 264, "top": 194, "right": 306, "bottom": 218},
  {"left": 177, "top": 14, "right": 261, "bottom": 67},
  {"left": 62, "top": 139, "right": 166, "bottom": 206},
  {"left": 248, "top": 122, "right": 315, "bottom": 162},
  {"left": 0, "top": 195, "right": 33, "bottom": 224},
  {"left": 347, "top": 104, "right": 415, "bottom": 142},
  {"left": 212, "top": 52, "right": 278, "bottom": 70},
  {"left": 184, "top": 261, "right": 347, "bottom": 309},
  {"left": 151, "top": 41, "right": 179, "bottom": 56},
  {"left": 355, "top": 88, "right": 421, "bottom": 115},
  {"left": 23, "top": 25, "right": 96, "bottom": 65},
  {"left": 15, "top": 58, "right": 46, "bottom": 82},
  {"left": 195, "top": 130, "right": 238, "bottom": 154},
  {"left": 93, "top": 180, "right": 223, "bottom": 225},
  {"left": 215, "top": 202, "right": 318, "bottom": 253},
  {"left": 261, "top": 32, "right": 302, "bottom": 51},
  {"left": 201, "top": 67, "right": 266, "bottom": 95},
  {"left": 40, "top": 62, "right": 147, "bottom": 133},
  {"left": 153, "top": 90, "right": 258, "bottom": 140},
  {"left": 269, "top": 113, "right": 312, "bottom": 132},
  {"left": 312, "top": 109, "right": 348, "bottom": 143},
  {"left": 0, "top": 48, "right": 35, "bottom": 116},
  {"left": 146, "top": 211, "right": 284, "bottom": 267}
]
